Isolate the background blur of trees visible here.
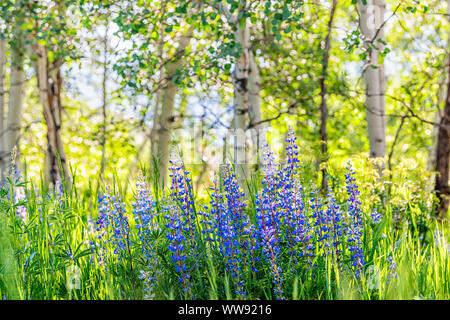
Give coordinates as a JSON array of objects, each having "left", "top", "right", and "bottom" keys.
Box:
[{"left": 0, "top": 0, "right": 449, "bottom": 217}]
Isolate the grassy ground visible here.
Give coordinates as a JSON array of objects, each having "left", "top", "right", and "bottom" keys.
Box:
[{"left": 0, "top": 143, "right": 449, "bottom": 300}]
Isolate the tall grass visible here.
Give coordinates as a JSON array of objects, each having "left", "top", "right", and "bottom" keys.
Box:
[
  {"left": 0, "top": 143, "right": 448, "bottom": 300},
  {"left": 0, "top": 205, "right": 23, "bottom": 299}
]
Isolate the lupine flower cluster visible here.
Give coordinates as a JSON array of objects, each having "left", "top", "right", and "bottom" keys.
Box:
[
  {"left": 54, "top": 178, "right": 64, "bottom": 200},
  {"left": 371, "top": 209, "right": 382, "bottom": 224},
  {"left": 254, "top": 143, "right": 286, "bottom": 299},
  {"left": 91, "top": 128, "right": 372, "bottom": 299},
  {"left": 1, "top": 155, "right": 28, "bottom": 223},
  {"left": 386, "top": 256, "right": 398, "bottom": 283},
  {"left": 163, "top": 156, "right": 199, "bottom": 297},
  {"left": 94, "top": 188, "right": 132, "bottom": 265},
  {"left": 133, "top": 173, "right": 159, "bottom": 296},
  {"left": 209, "top": 163, "right": 257, "bottom": 298},
  {"left": 326, "top": 193, "right": 344, "bottom": 261},
  {"left": 345, "top": 162, "right": 365, "bottom": 276}
]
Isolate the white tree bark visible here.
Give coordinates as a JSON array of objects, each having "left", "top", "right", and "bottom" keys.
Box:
[
  {"left": 150, "top": 91, "right": 161, "bottom": 156},
  {"left": 99, "top": 25, "right": 109, "bottom": 182},
  {"left": 6, "top": 24, "right": 25, "bottom": 171},
  {"left": 375, "top": 0, "right": 386, "bottom": 140},
  {"left": 359, "top": 0, "right": 386, "bottom": 159},
  {"left": 157, "top": 28, "right": 194, "bottom": 186},
  {"left": 0, "top": 39, "right": 6, "bottom": 179},
  {"left": 248, "top": 51, "right": 264, "bottom": 166},
  {"left": 33, "top": 44, "right": 70, "bottom": 187},
  {"left": 6, "top": 61, "right": 25, "bottom": 159},
  {"left": 150, "top": 2, "right": 166, "bottom": 160},
  {"left": 232, "top": 22, "right": 250, "bottom": 186},
  {"left": 150, "top": 38, "right": 165, "bottom": 159},
  {"left": 217, "top": 2, "right": 263, "bottom": 186}
]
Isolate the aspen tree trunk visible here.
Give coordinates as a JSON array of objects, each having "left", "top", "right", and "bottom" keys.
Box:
[
  {"left": 49, "top": 64, "right": 70, "bottom": 187},
  {"left": 223, "top": 115, "right": 235, "bottom": 165},
  {"left": 157, "top": 28, "right": 194, "bottom": 186},
  {"left": 0, "top": 39, "right": 6, "bottom": 179},
  {"left": 150, "top": 1, "right": 166, "bottom": 160},
  {"left": 150, "top": 81, "right": 162, "bottom": 157},
  {"left": 215, "top": 1, "right": 257, "bottom": 190},
  {"left": 248, "top": 51, "right": 263, "bottom": 169},
  {"left": 375, "top": 0, "right": 386, "bottom": 145},
  {"left": 319, "top": 0, "right": 337, "bottom": 192},
  {"left": 428, "top": 85, "right": 445, "bottom": 171},
  {"left": 232, "top": 22, "right": 250, "bottom": 187},
  {"left": 429, "top": 0, "right": 450, "bottom": 172},
  {"left": 434, "top": 71, "right": 450, "bottom": 219},
  {"left": 359, "top": 0, "right": 386, "bottom": 159},
  {"left": 99, "top": 28, "right": 108, "bottom": 182},
  {"left": 5, "top": 21, "right": 25, "bottom": 173},
  {"left": 150, "top": 38, "right": 165, "bottom": 159},
  {"left": 433, "top": 0, "right": 450, "bottom": 219},
  {"left": 33, "top": 44, "right": 70, "bottom": 187}
]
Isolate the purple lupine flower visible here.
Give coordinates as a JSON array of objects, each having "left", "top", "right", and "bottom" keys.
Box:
[
  {"left": 277, "top": 130, "right": 301, "bottom": 244},
  {"left": 258, "top": 142, "right": 282, "bottom": 231},
  {"left": 169, "top": 155, "right": 197, "bottom": 241},
  {"left": 386, "top": 256, "right": 397, "bottom": 283},
  {"left": 2, "top": 157, "right": 28, "bottom": 223},
  {"left": 94, "top": 188, "right": 132, "bottom": 267},
  {"left": 371, "top": 209, "right": 381, "bottom": 224},
  {"left": 110, "top": 195, "right": 131, "bottom": 258},
  {"left": 279, "top": 177, "right": 310, "bottom": 258},
  {"left": 345, "top": 162, "right": 363, "bottom": 228},
  {"left": 14, "top": 187, "right": 28, "bottom": 223},
  {"left": 54, "top": 178, "right": 64, "bottom": 199},
  {"left": 139, "top": 270, "right": 156, "bottom": 300},
  {"left": 345, "top": 162, "right": 365, "bottom": 276},
  {"left": 433, "top": 230, "right": 447, "bottom": 247},
  {"left": 327, "top": 193, "right": 344, "bottom": 261},
  {"left": 164, "top": 201, "right": 195, "bottom": 297},
  {"left": 261, "top": 226, "right": 284, "bottom": 299},
  {"left": 284, "top": 127, "right": 300, "bottom": 175},
  {"left": 277, "top": 129, "right": 317, "bottom": 264},
  {"left": 222, "top": 164, "right": 252, "bottom": 241},
  {"left": 164, "top": 155, "right": 199, "bottom": 297},
  {"left": 255, "top": 142, "right": 286, "bottom": 298},
  {"left": 210, "top": 163, "right": 257, "bottom": 297},
  {"left": 310, "top": 189, "right": 331, "bottom": 255},
  {"left": 133, "top": 172, "right": 159, "bottom": 294}
]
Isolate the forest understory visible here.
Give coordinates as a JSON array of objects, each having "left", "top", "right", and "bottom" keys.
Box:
[{"left": 0, "top": 0, "right": 449, "bottom": 301}]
